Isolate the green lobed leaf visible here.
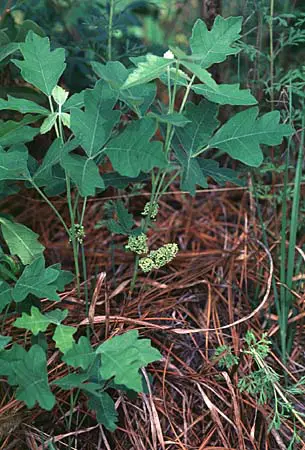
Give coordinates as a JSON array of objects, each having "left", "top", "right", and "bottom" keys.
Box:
[
  {"left": 0, "top": 96, "right": 49, "bottom": 115},
  {"left": 147, "top": 111, "right": 191, "bottom": 127},
  {"left": 175, "top": 148, "right": 208, "bottom": 196},
  {"left": 44, "top": 308, "right": 68, "bottom": 325},
  {"left": 0, "top": 344, "right": 27, "bottom": 385},
  {"left": 70, "top": 80, "right": 120, "bottom": 158},
  {"left": 106, "top": 200, "right": 135, "bottom": 235},
  {"left": 43, "top": 173, "right": 66, "bottom": 196},
  {"left": 52, "top": 85, "right": 69, "bottom": 106},
  {"left": 192, "top": 83, "right": 257, "bottom": 105},
  {"left": 62, "top": 92, "right": 84, "bottom": 111},
  {"left": 104, "top": 118, "right": 167, "bottom": 177},
  {"left": 0, "top": 115, "right": 40, "bottom": 147},
  {"left": 171, "top": 101, "right": 219, "bottom": 195},
  {"left": 159, "top": 66, "right": 190, "bottom": 88},
  {"left": 33, "top": 138, "right": 64, "bottom": 185},
  {"left": 96, "top": 329, "right": 162, "bottom": 392},
  {"left": 40, "top": 113, "right": 58, "bottom": 134},
  {"left": 180, "top": 60, "right": 217, "bottom": 88},
  {"left": 14, "top": 306, "right": 51, "bottom": 335},
  {"left": 60, "top": 153, "right": 105, "bottom": 197},
  {"left": 48, "top": 264, "right": 74, "bottom": 291},
  {"left": 12, "top": 31, "right": 66, "bottom": 97},
  {"left": 62, "top": 336, "right": 96, "bottom": 369},
  {"left": 14, "top": 306, "right": 68, "bottom": 335},
  {"left": 0, "top": 146, "right": 30, "bottom": 181},
  {"left": 0, "top": 43, "right": 19, "bottom": 63},
  {"left": 13, "top": 345, "right": 55, "bottom": 410},
  {"left": 190, "top": 16, "right": 242, "bottom": 68},
  {"left": 0, "top": 30, "right": 10, "bottom": 45},
  {"left": 53, "top": 372, "right": 103, "bottom": 397},
  {"left": 12, "top": 257, "right": 61, "bottom": 302},
  {"left": 103, "top": 172, "right": 148, "bottom": 189},
  {"left": 92, "top": 61, "right": 156, "bottom": 115},
  {"left": 33, "top": 138, "right": 79, "bottom": 188},
  {"left": 53, "top": 324, "right": 76, "bottom": 353},
  {"left": 198, "top": 159, "right": 244, "bottom": 186},
  {"left": 60, "top": 112, "right": 70, "bottom": 128},
  {"left": 52, "top": 372, "right": 89, "bottom": 389},
  {"left": 174, "top": 101, "right": 219, "bottom": 156},
  {"left": 0, "top": 281, "right": 13, "bottom": 313},
  {"left": 122, "top": 54, "right": 173, "bottom": 89},
  {"left": 208, "top": 107, "right": 294, "bottom": 167},
  {"left": 92, "top": 61, "right": 126, "bottom": 90},
  {"left": 0, "top": 218, "right": 45, "bottom": 265},
  {"left": 88, "top": 393, "right": 118, "bottom": 431}
]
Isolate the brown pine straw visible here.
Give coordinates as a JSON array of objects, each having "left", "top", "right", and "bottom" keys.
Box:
[
  {"left": 1, "top": 185, "right": 305, "bottom": 449},
  {"left": 78, "top": 239, "right": 273, "bottom": 334}
]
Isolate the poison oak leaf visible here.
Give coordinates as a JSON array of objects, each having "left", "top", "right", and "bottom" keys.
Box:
[
  {"left": 208, "top": 107, "right": 294, "bottom": 167},
  {"left": 190, "top": 16, "right": 242, "bottom": 68},
  {"left": 0, "top": 218, "right": 45, "bottom": 266},
  {"left": 96, "top": 329, "right": 162, "bottom": 392},
  {"left": 12, "top": 31, "right": 66, "bottom": 97},
  {"left": 104, "top": 118, "right": 167, "bottom": 177}
]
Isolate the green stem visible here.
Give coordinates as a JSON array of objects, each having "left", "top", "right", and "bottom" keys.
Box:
[
  {"left": 80, "top": 244, "right": 90, "bottom": 338},
  {"left": 66, "top": 175, "right": 81, "bottom": 296},
  {"left": 80, "top": 197, "right": 88, "bottom": 225},
  {"left": 284, "top": 109, "right": 304, "bottom": 357},
  {"left": 130, "top": 171, "right": 161, "bottom": 291},
  {"left": 286, "top": 130, "right": 304, "bottom": 298},
  {"left": 179, "top": 73, "right": 196, "bottom": 112},
  {"left": 130, "top": 65, "right": 197, "bottom": 288},
  {"left": 167, "top": 65, "right": 172, "bottom": 108},
  {"left": 192, "top": 144, "right": 210, "bottom": 158},
  {"left": 130, "top": 65, "right": 195, "bottom": 290},
  {"left": 269, "top": 0, "right": 274, "bottom": 109},
  {"left": 30, "top": 179, "right": 70, "bottom": 235},
  {"left": 279, "top": 80, "right": 293, "bottom": 361},
  {"left": 48, "top": 96, "right": 60, "bottom": 137},
  {"left": 156, "top": 170, "right": 180, "bottom": 200},
  {"left": 78, "top": 196, "right": 90, "bottom": 334},
  {"left": 107, "top": 0, "right": 115, "bottom": 61}
]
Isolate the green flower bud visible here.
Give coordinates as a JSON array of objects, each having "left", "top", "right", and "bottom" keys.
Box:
[
  {"left": 69, "top": 224, "right": 85, "bottom": 245},
  {"left": 142, "top": 202, "right": 159, "bottom": 219},
  {"left": 139, "top": 257, "right": 155, "bottom": 273},
  {"left": 149, "top": 243, "right": 179, "bottom": 269},
  {"left": 125, "top": 233, "right": 148, "bottom": 255}
]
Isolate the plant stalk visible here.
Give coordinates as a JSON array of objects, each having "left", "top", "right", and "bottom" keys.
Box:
[
  {"left": 107, "top": 0, "right": 115, "bottom": 61},
  {"left": 269, "top": 0, "right": 274, "bottom": 109}
]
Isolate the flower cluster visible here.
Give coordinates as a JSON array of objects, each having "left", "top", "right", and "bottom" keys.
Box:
[
  {"left": 125, "top": 233, "right": 148, "bottom": 255},
  {"left": 69, "top": 224, "right": 85, "bottom": 245},
  {"left": 139, "top": 243, "right": 179, "bottom": 273},
  {"left": 141, "top": 202, "right": 159, "bottom": 219},
  {"left": 138, "top": 257, "right": 155, "bottom": 273}
]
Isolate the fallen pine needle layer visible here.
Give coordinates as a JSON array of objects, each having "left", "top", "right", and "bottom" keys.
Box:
[{"left": 1, "top": 185, "right": 305, "bottom": 450}]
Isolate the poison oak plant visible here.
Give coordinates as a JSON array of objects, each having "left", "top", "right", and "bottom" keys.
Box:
[{"left": 0, "top": 16, "right": 293, "bottom": 430}]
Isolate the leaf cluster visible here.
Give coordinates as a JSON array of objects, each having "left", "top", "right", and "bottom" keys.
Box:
[{"left": 0, "top": 327, "right": 161, "bottom": 430}]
